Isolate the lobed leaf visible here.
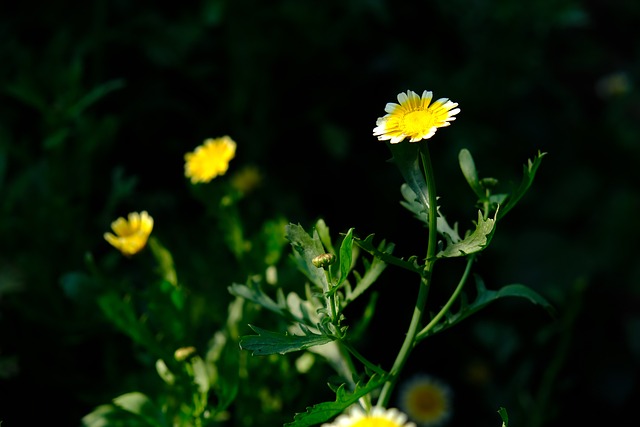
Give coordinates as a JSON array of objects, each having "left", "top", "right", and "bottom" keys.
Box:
[
  {"left": 417, "top": 276, "right": 555, "bottom": 341},
  {"left": 400, "top": 184, "right": 462, "bottom": 243},
  {"left": 284, "top": 373, "right": 388, "bottom": 427},
  {"left": 436, "top": 210, "right": 496, "bottom": 258},
  {"left": 497, "top": 150, "right": 547, "bottom": 221}
]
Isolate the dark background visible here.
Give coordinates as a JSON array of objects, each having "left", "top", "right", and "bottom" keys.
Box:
[{"left": 1, "top": 1, "right": 639, "bottom": 426}]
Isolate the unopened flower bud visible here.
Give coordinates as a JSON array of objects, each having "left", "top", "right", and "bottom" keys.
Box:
[
  {"left": 312, "top": 253, "right": 336, "bottom": 269},
  {"left": 174, "top": 346, "right": 197, "bottom": 361},
  {"left": 480, "top": 177, "right": 499, "bottom": 188}
]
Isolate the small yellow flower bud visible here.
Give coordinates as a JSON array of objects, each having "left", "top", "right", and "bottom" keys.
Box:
[
  {"left": 312, "top": 253, "right": 336, "bottom": 269},
  {"left": 174, "top": 346, "right": 197, "bottom": 361}
]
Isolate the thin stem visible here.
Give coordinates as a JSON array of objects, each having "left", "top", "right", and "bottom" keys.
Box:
[
  {"left": 377, "top": 142, "right": 439, "bottom": 407},
  {"left": 415, "top": 254, "right": 475, "bottom": 342},
  {"left": 341, "top": 341, "right": 387, "bottom": 377}
]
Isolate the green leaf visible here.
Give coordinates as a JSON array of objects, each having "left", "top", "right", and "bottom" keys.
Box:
[
  {"left": 284, "top": 373, "right": 388, "bottom": 427},
  {"left": 337, "top": 228, "right": 354, "bottom": 288},
  {"left": 459, "top": 148, "right": 484, "bottom": 199},
  {"left": 417, "top": 276, "right": 555, "bottom": 341},
  {"left": 497, "top": 150, "right": 546, "bottom": 221},
  {"left": 228, "top": 280, "right": 287, "bottom": 319},
  {"left": 81, "top": 404, "right": 149, "bottom": 427},
  {"left": 354, "top": 234, "right": 422, "bottom": 275},
  {"left": 437, "top": 211, "right": 496, "bottom": 258},
  {"left": 43, "top": 127, "right": 70, "bottom": 149},
  {"left": 97, "top": 292, "right": 164, "bottom": 357},
  {"left": 498, "top": 407, "right": 509, "bottom": 427},
  {"left": 286, "top": 223, "right": 331, "bottom": 292},
  {"left": 387, "top": 141, "right": 430, "bottom": 211},
  {"left": 399, "top": 184, "right": 462, "bottom": 243},
  {"left": 112, "top": 392, "right": 166, "bottom": 427},
  {"left": 147, "top": 237, "right": 178, "bottom": 287},
  {"left": 239, "top": 325, "right": 334, "bottom": 356},
  {"left": 315, "top": 218, "right": 336, "bottom": 255},
  {"left": 345, "top": 248, "right": 388, "bottom": 303},
  {"left": 68, "top": 78, "right": 126, "bottom": 118}
]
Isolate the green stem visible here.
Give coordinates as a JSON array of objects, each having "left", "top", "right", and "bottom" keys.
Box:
[
  {"left": 377, "top": 142, "right": 439, "bottom": 407},
  {"left": 415, "top": 254, "right": 475, "bottom": 342},
  {"left": 342, "top": 341, "right": 387, "bottom": 377}
]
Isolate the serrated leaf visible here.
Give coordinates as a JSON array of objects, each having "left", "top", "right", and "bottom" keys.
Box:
[
  {"left": 239, "top": 325, "right": 334, "bottom": 356},
  {"left": 417, "top": 276, "right": 555, "bottom": 341},
  {"left": 498, "top": 151, "right": 546, "bottom": 221},
  {"left": 437, "top": 211, "right": 496, "bottom": 258},
  {"left": 284, "top": 373, "right": 388, "bottom": 427}
]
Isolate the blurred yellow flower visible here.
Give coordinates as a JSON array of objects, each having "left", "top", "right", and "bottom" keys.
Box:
[
  {"left": 184, "top": 136, "right": 236, "bottom": 184},
  {"left": 373, "top": 90, "right": 460, "bottom": 144},
  {"left": 322, "top": 406, "right": 416, "bottom": 427},
  {"left": 398, "top": 374, "right": 452, "bottom": 426},
  {"left": 103, "top": 211, "right": 154, "bottom": 256}
]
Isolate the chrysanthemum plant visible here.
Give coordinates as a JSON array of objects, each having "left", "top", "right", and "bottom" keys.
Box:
[{"left": 230, "top": 90, "right": 552, "bottom": 426}]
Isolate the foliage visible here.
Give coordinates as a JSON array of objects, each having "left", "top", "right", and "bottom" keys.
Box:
[{"left": 2, "top": 1, "right": 640, "bottom": 427}]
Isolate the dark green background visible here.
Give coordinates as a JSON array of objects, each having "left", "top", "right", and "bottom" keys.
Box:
[{"left": 1, "top": 1, "right": 639, "bottom": 426}]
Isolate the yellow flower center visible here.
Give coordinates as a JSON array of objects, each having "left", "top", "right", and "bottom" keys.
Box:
[
  {"left": 351, "top": 418, "right": 402, "bottom": 427},
  {"left": 402, "top": 110, "right": 436, "bottom": 137}
]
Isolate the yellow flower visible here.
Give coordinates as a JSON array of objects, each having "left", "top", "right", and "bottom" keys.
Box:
[
  {"left": 373, "top": 90, "right": 460, "bottom": 144},
  {"left": 322, "top": 406, "right": 416, "bottom": 427},
  {"left": 184, "top": 136, "right": 237, "bottom": 184},
  {"left": 103, "top": 211, "right": 154, "bottom": 256},
  {"left": 398, "top": 375, "right": 452, "bottom": 426}
]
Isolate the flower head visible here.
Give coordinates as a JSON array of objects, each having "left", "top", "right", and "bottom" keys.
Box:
[
  {"left": 373, "top": 90, "right": 460, "bottom": 144},
  {"left": 184, "top": 136, "right": 237, "bottom": 184},
  {"left": 398, "top": 374, "right": 452, "bottom": 426},
  {"left": 322, "top": 406, "right": 416, "bottom": 427},
  {"left": 104, "top": 211, "right": 154, "bottom": 256}
]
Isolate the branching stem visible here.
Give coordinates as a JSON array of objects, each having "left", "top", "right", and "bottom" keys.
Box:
[{"left": 377, "top": 142, "right": 438, "bottom": 407}]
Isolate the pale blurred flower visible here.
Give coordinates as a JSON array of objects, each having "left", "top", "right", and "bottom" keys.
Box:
[
  {"left": 596, "top": 71, "right": 632, "bottom": 98},
  {"left": 398, "top": 374, "right": 452, "bottom": 426}
]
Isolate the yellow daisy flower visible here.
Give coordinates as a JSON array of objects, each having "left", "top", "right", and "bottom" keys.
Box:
[
  {"left": 373, "top": 90, "right": 460, "bottom": 144},
  {"left": 103, "top": 211, "right": 154, "bottom": 256},
  {"left": 398, "top": 374, "right": 452, "bottom": 426},
  {"left": 322, "top": 406, "right": 416, "bottom": 427},
  {"left": 184, "top": 136, "right": 237, "bottom": 184}
]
